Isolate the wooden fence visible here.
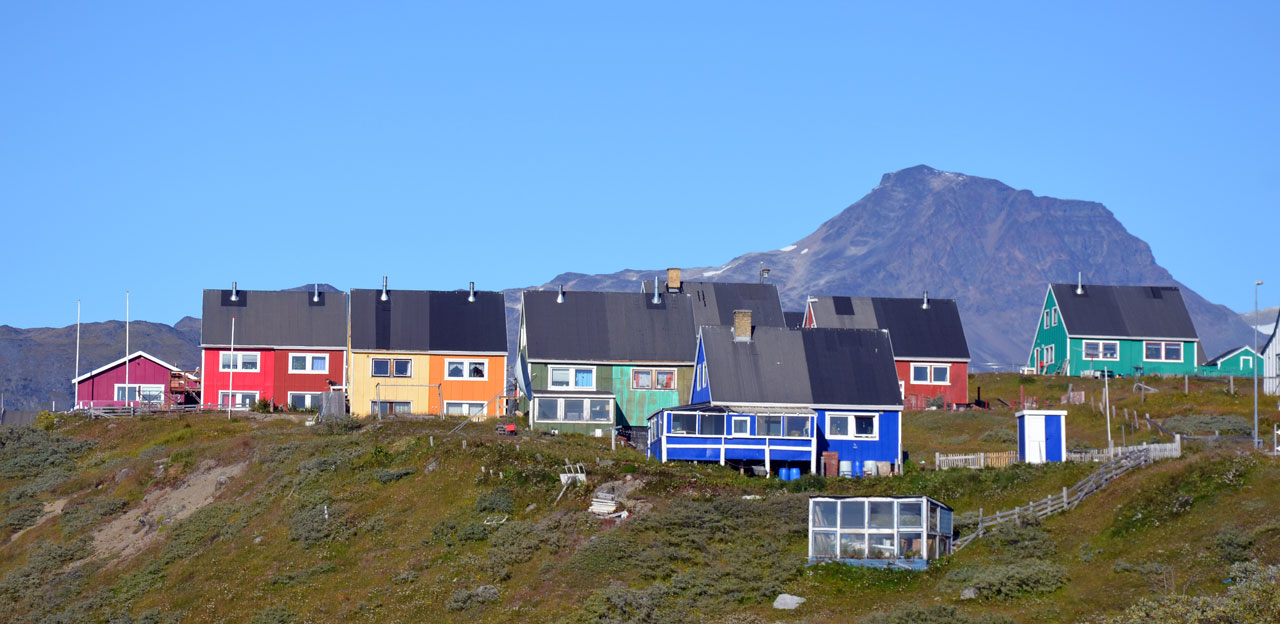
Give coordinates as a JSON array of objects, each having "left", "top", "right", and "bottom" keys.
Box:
[
  {"left": 953, "top": 448, "right": 1153, "bottom": 551},
  {"left": 935, "top": 450, "right": 1018, "bottom": 470},
  {"left": 936, "top": 436, "right": 1180, "bottom": 470}
]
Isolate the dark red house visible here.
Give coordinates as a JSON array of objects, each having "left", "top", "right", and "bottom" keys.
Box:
[
  {"left": 802, "top": 294, "right": 971, "bottom": 409},
  {"left": 201, "top": 284, "right": 347, "bottom": 410},
  {"left": 73, "top": 351, "right": 193, "bottom": 408}
]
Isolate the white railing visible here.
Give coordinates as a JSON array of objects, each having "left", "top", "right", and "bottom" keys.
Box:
[{"left": 1066, "top": 435, "right": 1181, "bottom": 463}]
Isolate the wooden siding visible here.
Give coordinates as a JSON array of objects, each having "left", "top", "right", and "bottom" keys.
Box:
[
  {"left": 426, "top": 354, "right": 508, "bottom": 416},
  {"left": 897, "top": 360, "right": 968, "bottom": 407},
  {"left": 526, "top": 361, "right": 693, "bottom": 430},
  {"left": 348, "top": 351, "right": 434, "bottom": 417},
  {"left": 201, "top": 348, "right": 276, "bottom": 406},
  {"left": 76, "top": 356, "right": 174, "bottom": 406}
]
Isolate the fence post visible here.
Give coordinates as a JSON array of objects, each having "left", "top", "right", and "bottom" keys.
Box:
[
  {"left": 1175, "top": 434, "right": 1181, "bottom": 457},
  {"left": 978, "top": 508, "right": 983, "bottom": 535},
  {"left": 935, "top": 452, "right": 940, "bottom": 470},
  {"left": 1062, "top": 486, "right": 1068, "bottom": 508},
  {"left": 980, "top": 452, "right": 985, "bottom": 468}
]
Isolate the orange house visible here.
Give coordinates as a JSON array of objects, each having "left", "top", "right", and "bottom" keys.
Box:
[{"left": 427, "top": 352, "right": 509, "bottom": 416}]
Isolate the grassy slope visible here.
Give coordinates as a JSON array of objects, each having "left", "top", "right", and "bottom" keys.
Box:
[{"left": 0, "top": 373, "right": 1277, "bottom": 623}]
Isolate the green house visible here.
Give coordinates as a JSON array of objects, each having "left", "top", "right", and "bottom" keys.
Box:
[
  {"left": 1198, "top": 346, "right": 1263, "bottom": 377},
  {"left": 1027, "top": 283, "right": 1201, "bottom": 377}
]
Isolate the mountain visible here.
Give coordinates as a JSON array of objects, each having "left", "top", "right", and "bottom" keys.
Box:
[
  {"left": 527, "top": 165, "right": 1259, "bottom": 370},
  {"left": 1239, "top": 305, "right": 1278, "bottom": 338}
]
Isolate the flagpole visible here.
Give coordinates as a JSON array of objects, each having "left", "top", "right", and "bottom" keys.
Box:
[
  {"left": 228, "top": 316, "right": 235, "bottom": 420},
  {"left": 125, "top": 291, "right": 130, "bottom": 406},
  {"left": 75, "top": 300, "right": 81, "bottom": 408}
]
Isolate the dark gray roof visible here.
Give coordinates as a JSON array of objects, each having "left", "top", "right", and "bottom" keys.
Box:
[
  {"left": 783, "top": 311, "right": 805, "bottom": 329},
  {"left": 350, "top": 289, "right": 507, "bottom": 353},
  {"left": 700, "top": 326, "right": 902, "bottom": 407},
  {"left": 201, "top": 289, "right": 347, "bottom": 348},
  {"left": 522, "top": 290, "right": 696, "bottom": 362},
  {"left": 1050, "top": 284, "right": 1199, "bottom": 340},
  {"left": 806, "top": 296, "right": 970, "bottom": 360},
  {"left": 683, "top": 281, "right": 788, "bottom": 329}
]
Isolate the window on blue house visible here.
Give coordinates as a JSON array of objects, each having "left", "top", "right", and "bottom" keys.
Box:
[
  {"left": 785, "top": 416, "right": 811, "bottom": 437},
  {"left": 671, "top": 413, "right": 697, "bottom": 434},
  {"left": 827, "top": 413, "right": 877, "bottom": 439},
  {"left": 700, "top": 414, "right": 725, "bottom": 436},
  {"left": 732, "top": 417, "right": 750, "bottom": 435},
  {"left": 758, "top": 415, "right": 783, "bottom": 437}
]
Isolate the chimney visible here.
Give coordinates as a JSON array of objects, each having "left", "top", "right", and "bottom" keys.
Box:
[
  {"left": 921, "top": 290, "right": 930, "bottom": 310},
  {"left": 556, "top": 284, "right": 565, "bottom": 304},
  {"left": 468, "top": 281, "right": 476, "bottom": 303},
  {"left": 667, "top": 267, "right": 682, "bottom": 291},
  {"left": 1076, "top": 272, "right": 1084, "bottom": 295},
  {"left": 380, "top": 276, "right": 389, "bottom": 302},
  {"left": 651, "top": 276, "right": 661, "bottom": 304},
  {"left": 230, "top": 281, "right": 239, "bottom": 302},
  {"left": 733, "top": 309, "right": 752, "bottom": 342},
  {"left": 312, "top": 283, "right": 320, "bottom": 303}
]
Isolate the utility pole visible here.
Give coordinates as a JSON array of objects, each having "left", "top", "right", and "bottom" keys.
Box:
[
  {"left": 125, "top": 291, "right": 130, "bottom": 406},
  {"left": 228, "top": 316, "right": 236, "bottom": 420},
  {"left": 1255, "top": 280, "right": 1263, "bottom": 449},
  {"left": 1104, "top": 366, "right": 1112, "bottom": 454},
  {"left": 74, "top": 300, "right": 81, "bottom": 408}
]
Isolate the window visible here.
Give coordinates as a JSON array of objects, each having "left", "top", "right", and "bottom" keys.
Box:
[
  {"left": 289, "top": 392, "right": 323, "bottom": 410},
  {"left": 812, "top": 501, "right": 838, "bottom": 528},
  {"left": 670, "top": 413, "right": 697, "bottom": 434},
  {"left": 1083, "top": 340, "right": 1119, "bottom": 361},
  {"left": 1145, "top": 341, "right": 1184, "bottom": 362},
  {"left": 220, "top": 352, "right": 259, "bottom": 371},
  {"left": 588, "top": 399, "right": 611, "bottom": 422},
  {"left": 631, "top": 368, "right": 676, "bottom": 390},
  {"left": 1043, "top": 345, "right": 1055, "bottom": 365},
  {"left": 868, "top": 502, "right": 894, "bottom": 529},
  {"left": 898, "top": 501, "right": 923, "bottom": 528},
  {"left": 841, "top": 533, "right": 866, "bottom": 558},
  {"left": 115, "top": 384, "right": 165, "bottom": 404},
  {"left": 812, "top": 531, "right": 837, "bottom": 559},
  {"left": 758, "top": 415, "right": 783, "bottom": 437},
  {"left": 219, "top": 391, "right": 258, "bottom": 408},
  {"left": 1051, "top": 308, "right": 1059, "bottom": 326},
  {"left": 840, "top": 500, "right": 866, "bottom": 529},
  {"left": 1043, "top": 310, "right": 1051, "bottom": 329},
  {"left": 535, "top": 397, "right": 614, "bottom": 423},
  {"left": 446, "top": 359, "right": 487, "bottom": 380},
  {"left": 731, "top": 416, "right": 750, "bottom": 435},
  {"left": 289, "top": 353, "right": 328, "bottom": 374},
  {"left": 535, "top": 398, "right": 558, "bottom": 421},
  {"left": 699, "top": 414, "right": 725, "bottom": 436},
  {"left": 549, "top": 366, "right": 594, "bottom": 389},
  {"left": 910, "top": 364, "right": 951, "bottom": 385},
  {"left": 445, "top": 402, "right": 486, "bottom": 416},
  {"left": 784, "top": 415, "right": 811, "bottom": 438},
  {"left": 1242, "top": 356, "right": 1253, "bottom": 370},
  {"left": 371, "top": 401, "right": 411, "bottom": 416},
  {"left": 827, "top": 413, "right": 877, "bottom": 439},
  {"left": 371, "top": 358, "right": 412, "bottom": 377}
]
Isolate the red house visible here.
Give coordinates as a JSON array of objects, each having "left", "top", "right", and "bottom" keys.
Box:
[
  {"left": 201, "top": 284, "right": 347, "bottom": 410},
  {"left": 73, "top": 351, "right": 195, "bottom": 408},
  {"left": 802, "top": 294, "right": 971, "bottom": 409}
]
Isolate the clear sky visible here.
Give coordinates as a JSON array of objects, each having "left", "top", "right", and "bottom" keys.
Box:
[{"left": 2, "top": 2, "right": 1277, "bottom": 328}]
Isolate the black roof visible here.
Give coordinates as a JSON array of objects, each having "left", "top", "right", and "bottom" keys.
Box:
[
  {"left": 522, "top": 290, "right": 696, "bottom": 362},
  {"left": 700, "top": 326, "right": 902, "bottom": 407},
  {"left": 201, "top": 289, "right": 347, "bottom": 348},
  {"left": 1049, "top": 284, "right": 1198, "bottom": 340},
  {"left": 350, "top": 288, "right": 507, "bottom": 353},
  {"left": 682, "top": 281, "right": 788, "bottom": 329},
  {"left": 806, "top": 296, "right": 970, "bottom": 360}
]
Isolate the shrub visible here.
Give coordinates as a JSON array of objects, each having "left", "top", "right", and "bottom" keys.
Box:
[
  {"left": 375, "top": 468, "right": 414, "bottom": 484},
  {"left": 313, "top": 415, "right": 361, "bottom": 435},
  {"left": 5, "top": 503, "right": 44, "bottom": 531},
  {"left": 445, "top": 585, "right": 499, "bottom": 611},
  {"left": 287, "top": 503, "right": 354, "bottom": 547},
  {"left": 785, "top": 473, "right": 827, "bottom": 492},
  {"left": 989, "top": 521, "right": 1054, "bottom": 558},
  {"left": 1162, "top": 414, "right": 1252, "bottom": 436},
  {"left": 1212, "top": 526, "right": 1254, "bottom": 563},
  {"left": 268, "top": 563, "right": 336, "bottom": 587},
  {"left": 248, "top": 605, "right": 296, "bottom": 624},
  {"left": 475, "top": 489, "right": 514, "bottom": 514},
  {"left": 861, "top": 605, "right": 1015, "bottom": 624},
  {"left": 1111, "top": 455, "right": 1255, "bottom": 535},
  {"left": 0, "top": 426, "right": 95, "bottom": 479},
  {"left": 979, "top": 428, "right": 1018, "bottom": 445},
  {"left": 947, "top": 560, "right": 1067, "bottom": 599},
  {"left": 1087, "top": 561, "right": 1280, "bottom": 623}
]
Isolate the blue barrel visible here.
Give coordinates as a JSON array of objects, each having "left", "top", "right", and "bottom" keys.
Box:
[{"left": 788, "top": 467, "right": 800, "bottom": 481}]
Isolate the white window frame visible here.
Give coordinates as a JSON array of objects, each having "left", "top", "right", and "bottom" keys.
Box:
[
  {"left": 826, "top": 412, "right": 878, "bottom": 440},
  {"left": 444, "top": 401, "right": 487, "bottom": 416},
  {"left": 220, "top": 351, "right": 261, "bottom": 372},
  {"left": 1082, "top": 340, "right": 1119, "bottom": 361},
  {"left": 1051, "top": 308, "right": 1059, "bottom": 326},
  {"left": 1241, "top": 356, "right": 1252, "bottom": 370},
  {"left": 371, "top": 400, "right": 412, "bottom": 415},
  {"left": 1043, "top": 310, "right": 1051, "bottom": 329},
  {"left": 287, "top": 392, "right": 324, "bottom": 410},
  {"left": 219, "top": 390, "right": 259, "bottom": 408},
  {"left": 288, "top": 353, "right": 329, "bottom": 374},
  {"left": 548, "top": 366, "right": 596, "bottom": 390},
  {"left": 533, "top": 396, "right": 613, "bottom": 423},
  {"left": 731, "top": 415, "right": 751, "bottom": 436},
  {"left": 910, "top": 363, "right": 951, "bottom": 385},
  {"left": 631, "top": 368, "right": 677, "bottom": 391},
  {"left": 1143, "top": 341, "right": 1185, "bottom": 363},
  {"left": 1043, "top": 345, "right": 1055, "bottom": 365},
  {"left": 114, "top": 383, "right": 166, "bottom": 404},
  {"left": 445, "top": 359, "right": 488, "bottom": 381},
  {"left": 371, "top": 358, "right": 413, "bottom": 378}
]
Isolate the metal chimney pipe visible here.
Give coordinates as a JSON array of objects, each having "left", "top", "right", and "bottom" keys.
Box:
[
  {"left": 922, "top": 290, "right": 930, "bottom": 310},
  {"left": 313, "top": 283, "right": 320, "bottom": 303},
  {"left": 468, "top": 281, "right": 476, "bottom": 303},
  {"left": 652, "top": 276, "right": 660, "bottom": 304},
  {"left": 230, "top": 281, "right": 239, "bottom": 302},
  {"left": 380, "top": 276, "right": 389, "bottom": 302},
  {"left": 556, "top": 284, "right": 565, "bottom": 304},
  {"left": 1076, "top": 272, "right": 1084, "bottom": 295}
]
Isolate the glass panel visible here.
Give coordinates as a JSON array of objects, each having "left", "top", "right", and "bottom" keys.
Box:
[
  {"left": 700, "top": 414, "right": 725, "bottom": 436},
  {"left": 1165, "top": 343, "right": 1181, "bottom": 361},
  {"left": 868, "top": 534, "right": 895, "bottom": 559},
  {"left": 840, "top": 532, "right": 866, "bottom": 558},
  {"left": 447, "top": 362, "right": 465, "bottom": 378},
  {"left": 759, "top": 416, "right": 783, "bottom": 437},
  {"left": 655, "top": 370, "right": 674, "bottom": 389},
  {"left": 311, "top": 356, "right": 326, "bottom": 371},
  {"left": 929, "top": 504, "right": 939, "bottom": 533},
  {"left": 868, "top": 501, "right": 894, "bottom": 529},
  {"left": 372, "top": 359, "right": 390, "bottom": 376},
  {"left": 468, "top": 403, "right": 485, "bottom": 416},
  {"left": 670, "top": 413, "right": 697, "bottom": 434},
  {"left": 394, "top": 360, "right": 412, "bottom": 376},
  {"left": 575, "top": 369, "right": 593, "bottom": 387},
  {"left": 1084, "top": 342, "right": 1100, "bottom": 359},
  {"left": 829, "top": 415, "right": 849, "bottom": 436},
  {"left": 899, "top": 532, "right": 924, "bottom": 559},
  {"left": 589, "top": 400, "right": 612, "bottom": 422},
  {"left": 221, "top": 353, "right": 233, "bottom": 369},
  {"left": 241, "top": 354, "right": 258, "bottom": 371},
  {"left": 732, "top": 418, "right": 750, "bottom": 435},
  {"left": 291, "top": 356, "right": 306, "bottom": 371},
  {"left": 127, "top": 387, "right": 138, "bottom": 402},
  {"left": 855, "top": 416, "right": 875, "bottom": 436},
  {"left": 840, "top": 501, "right": 865, "bottom": 529},
  {"left": 1145, "top": 342, "right": 1162, "bottom": 360},
  {"left": 563, "top": 399, "right": 585, "bottom": 421},
  {"left": 940, "top": 508, "right": 953, "bottom": 535},
  {"left": 933, "top": 366, "right": 948, "bottom": 383},
  {"left": 445, "top": 403, "right": 464, "bottom": 415},
  {"left": 291, "top": 394, "right": 309, "bottom": 409},
  {"left": 392, "top": 402, "right": 410, "bottom": 414},
  {"left": 812, "top": 501, "right": 837, "bottom": 528},
  {"left": 633, "top": 370, "right": 652, "bottom": 389},
  {"left": 469, "top": 362, "right": 486, "bottom": 378},
  {"left": 116, "top": 387, "right": 127, "bottom": 401},
  {"left": 1103, "top": 342, "right": 1118, "bottom": 359},
  {"left": 536, "top": 398, "right": 559, "bottom": 421},
  {"left": 898, "top": 501, "right": 923, "bottom": 528},
  {"left": 811, "top": 531, "right": 837, "bottom": 559},
  {"left": 785, "top": 415, "right": 810, "bottom": 438},
  {"left": 550, "top": 368, "right": 570, "bottom": 387},
  {"left": 913, "top": 366, "right": 929, "bottom": 382}
]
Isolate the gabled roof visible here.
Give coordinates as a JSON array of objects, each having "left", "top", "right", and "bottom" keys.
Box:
[
  {"left": 805, "top": 295, "right": 970, "bottom": 360},
  {"left": 350, "top": 288, "right": 507, "bottom": 353},
  {"left": 202, "top": 289, "right": 347, "bottom": 348},
  {"left": 73, "top": 351, "right": 181, "bottom": 384},
  {"left": 1049, "top": 284, "right": 1198, "bottom": 340},
  {"left": 1204, "top": 345, "right": 1259, "bottom": 366},
  {"left": 682, "top": 281, "right": 789, "bottom": 330},
  {"left": 522, "top": 290, "right": 696, "bottom": 362},
  {"left": 700, "top": 326, "right": 902, "bottom": 408}
]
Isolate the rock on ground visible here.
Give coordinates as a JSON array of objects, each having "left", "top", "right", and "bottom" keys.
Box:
[{"left": 773, "top": 594, "right": 806, "bottom": 610}]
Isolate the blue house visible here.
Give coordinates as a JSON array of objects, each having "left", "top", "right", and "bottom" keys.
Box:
[
  {"left": 647, "top": 310, "right": 904, "bottom": 477},
  {"left": 1016, "top": 409, "right": 1067, "bottom": 463}
]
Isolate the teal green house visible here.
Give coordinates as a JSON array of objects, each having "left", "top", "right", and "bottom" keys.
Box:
[
  {"left": 1027, "top": 283, "right": 1201, "bottom": 377},
  {"left": 1198, "top": 346, "right": 1263, "bottom": 377}
]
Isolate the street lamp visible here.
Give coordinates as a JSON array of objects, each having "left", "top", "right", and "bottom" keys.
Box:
[{"left": 1255, "top": 280, "right": 1263, "bottom": 449}]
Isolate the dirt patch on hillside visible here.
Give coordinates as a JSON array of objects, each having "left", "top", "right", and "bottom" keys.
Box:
[
  {"left": 9, "top": 498, "right": 69, "bottom": 542},
  {"left": 93, "top": 459, "right": 248, "bottom": 563}
]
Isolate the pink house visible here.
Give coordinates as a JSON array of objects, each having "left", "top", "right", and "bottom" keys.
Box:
[{"left": 73, "top": 351, "right": 197, "bottom": 408}]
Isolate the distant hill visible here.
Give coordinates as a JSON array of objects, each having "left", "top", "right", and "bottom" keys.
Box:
[{"left": 1239, "top": 305, "right": 1278, "bottom": 337}]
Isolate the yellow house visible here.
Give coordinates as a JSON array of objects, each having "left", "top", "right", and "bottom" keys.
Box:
[{"left": 348, "top": 283, "right": 509, "bottom": 418}]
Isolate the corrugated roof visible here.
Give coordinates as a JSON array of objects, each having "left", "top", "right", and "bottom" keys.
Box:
[
  {"left": 201, "top": 289, "right": 347, "bottom": 348},
  {"left": 684, "top": 281, "right": 788, "bottom": 329},
  {"left": 801, "top": 328, "right": 903, "bottom": 406},
  {"left": 806, "top": 296, "right": 969, "bottom": 360},
  {"left": 1050, "top": 284, "right": 1198, "bottom": 340},
  {"left": 522, "top": 290, "right": 697, "bottom": 362},
  {"left": 350, "top": 288, "right": 507, "bottom": 353}
]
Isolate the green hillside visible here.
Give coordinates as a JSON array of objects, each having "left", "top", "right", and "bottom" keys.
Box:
[{"left": 1, "top": 374, "right": 1278, "bottom": 623}]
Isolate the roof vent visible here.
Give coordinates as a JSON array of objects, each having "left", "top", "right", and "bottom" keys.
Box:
[
  {"left": 468, "top": 281, "right": 476, "bottom": 303},
  {"left": 1075, "top": 272, "right": 1084, "bottom": 295},
  {"left": 733, "top": 309, "right": 752, "bottom": 342},
  {"left": 758, "top": 265, "right": 771, "bottom": 284},
  {"left": 556, "top": 284, "right": 565, "bottom": 304},
  {"left": 922, "top": 290, "right": 930, "bottom": 310},
  {"left": 380, "top": 276, "right": 389, "bottom": 302},
  {"left": 312, "top": 283, "right": 320, "bottom": 303},
  {"left": 651, "top": 276, "right": 661, "bottom": 304},
  {"left": 229, "top": 281, "right": 239, "bottom": 302}
]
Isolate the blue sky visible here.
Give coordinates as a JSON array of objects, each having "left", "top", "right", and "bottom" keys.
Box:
[{"left": 2, "top": 2, "right": 1277, "bottom": 327}]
